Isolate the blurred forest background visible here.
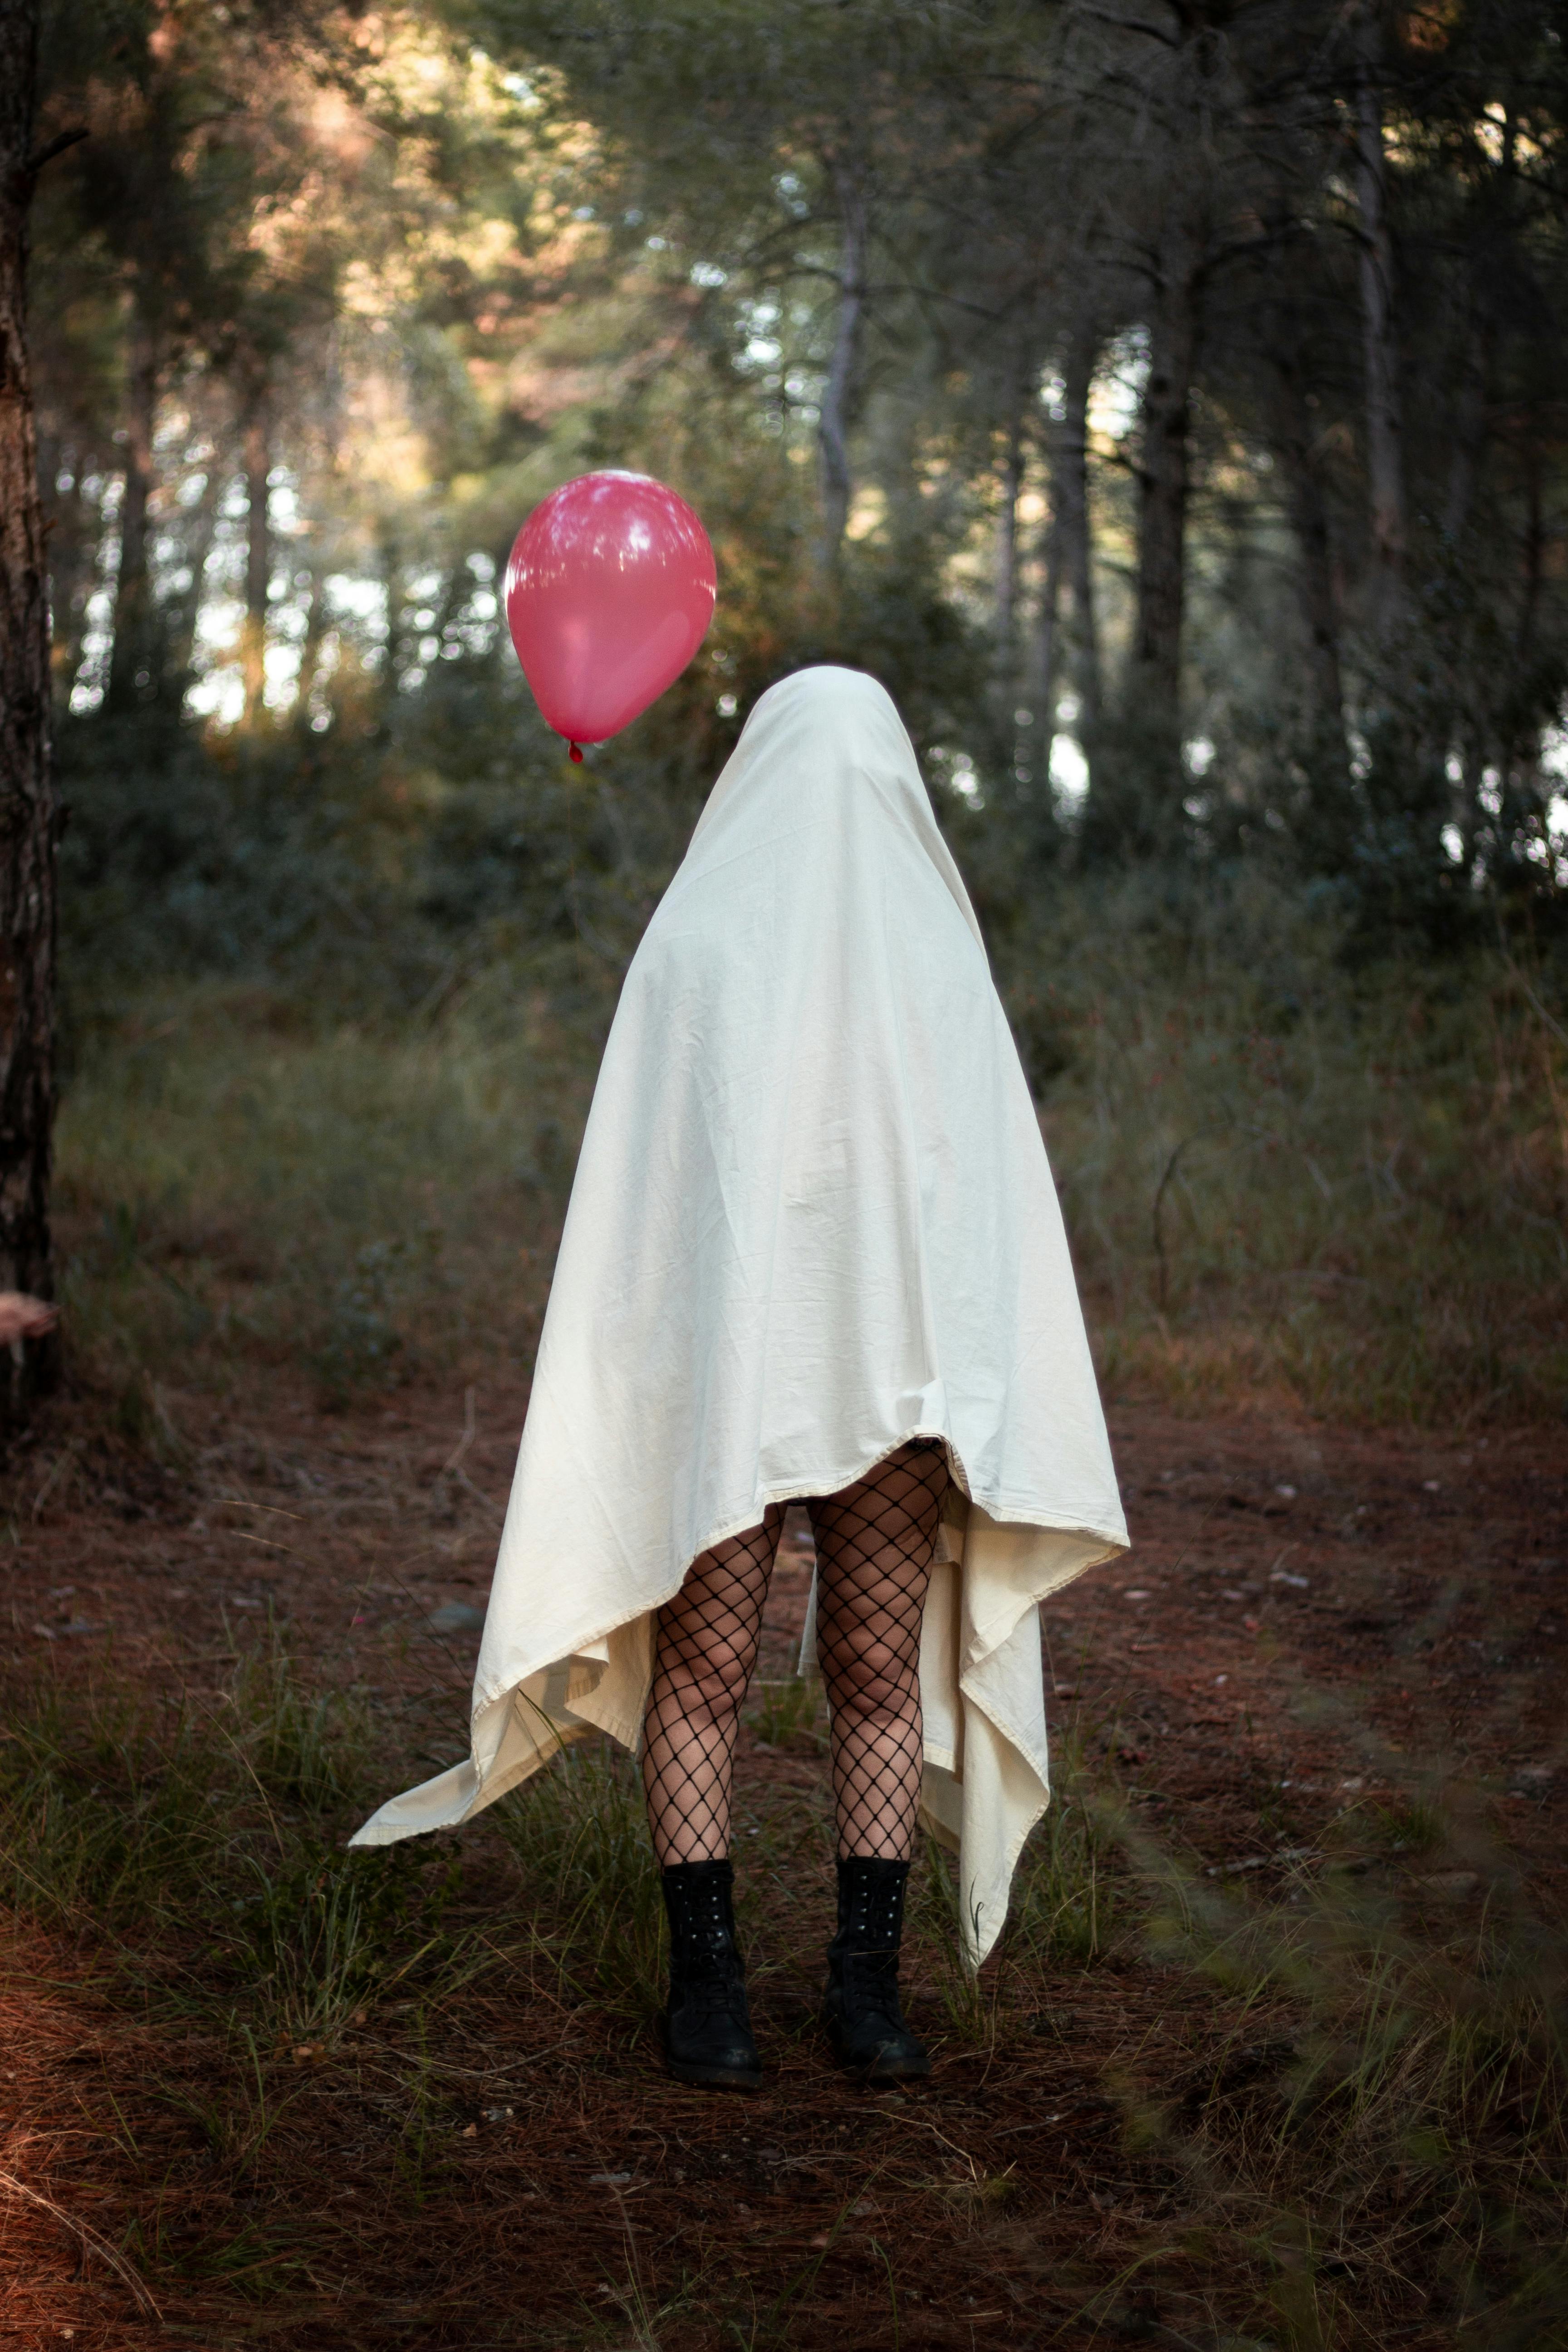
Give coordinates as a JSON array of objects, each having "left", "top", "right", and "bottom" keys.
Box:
[{"left": 28, "top": 0, "right": 1568, "bottom": 1431}]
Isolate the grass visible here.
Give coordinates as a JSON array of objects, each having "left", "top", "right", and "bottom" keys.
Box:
[
  {"left": 1003, "top": 873, "right": 1568, "bottom": 1425},
  {"left": 0, "top": 1639, "right": 1564, "bottom": 2344},
  {"left": 0, "top": 1624, "right": 467, "bottom": 2044},
  {"left": 1107, "top": 1829, "right": 1568, "bottom": 2347},
  {"left": 50, "top": 879, "right": 1568, "bottom": 1431},
  {"left": 493, "top": 1739, "right": 666, "bottom": 2019},
  {"left": 53, "top": 964, "right": 600, "bottom": 1415}
]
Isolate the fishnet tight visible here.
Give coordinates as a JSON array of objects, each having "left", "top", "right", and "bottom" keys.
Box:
[{"left": 642, "top": 1442, "right": 947, "bottom": 1866}]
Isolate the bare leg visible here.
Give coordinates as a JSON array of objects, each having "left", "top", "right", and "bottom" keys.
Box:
[
  {"left": 642, "top": 1507, "right": 784, "bottom": 1864},
  {"left": 808, "top": 1441, "right": 947, "bottom": 1861}
]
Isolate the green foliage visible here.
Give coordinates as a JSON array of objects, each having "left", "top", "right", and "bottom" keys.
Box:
[{"left": 31, "top": 0, "right": 1568, "bottom": 960}]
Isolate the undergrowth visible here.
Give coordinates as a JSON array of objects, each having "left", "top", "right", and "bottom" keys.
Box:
[
  {"left": 49, "top": 877, "right": 1568, "bottom": 1429},
  {"left": 52, "top": 965, "right": 601, "bottom": 1416},
  {"left": 1005, "top": 874, "right": 1568, "bottom": 1427}
]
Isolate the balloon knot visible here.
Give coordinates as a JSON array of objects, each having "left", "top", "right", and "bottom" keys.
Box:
[{"left": 568, "top": 741, "right": 583, "bottom": 764}]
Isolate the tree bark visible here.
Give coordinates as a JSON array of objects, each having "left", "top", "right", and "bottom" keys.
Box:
[
  {"left": 106, "top": 305, "right": 159, "bottom": 712},
  {"left": 294, "top": 564, "right": 328, "bottom": 720},
  {"left": 817, "top": 160, "right": 867, "bottom": 574},
  {"left": 242, "top": 402, "right": 270, "bottom": 724},
  {"left": 994, "top": 400, "right": 1024, "bottom": 673},
  {"left": 377, "top": 524, "right": 405, "bottom": 730},
  {"left": 1519, "top": 452, "right": 1543, "bottom": 666},
  {"left": 1033, "top": 500, "right": 1063, "bottom": 731},
  {"left": 1130, "top": 219, "right": 1200, "bottom": 759},
  {"left": 163, "top": 455, "right": 223, "bottom": 692},
  {"left": 1444, "top": 103, "right": 1510, "bottom": 546},
  {"left": 1056, "top": 324, "right": 1100, "bottom": 733},
  {"left": 1270, "top": 366, "right": 1346, "bottom": 745},
  {"left": 0, "top": 0, "right": 60, "bottom": 1398},
  {"left": 1353, "top": 6, "right": 1405, "bottom": 632}
]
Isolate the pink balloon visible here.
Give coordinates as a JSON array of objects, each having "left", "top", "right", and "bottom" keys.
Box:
[{"left": 504, "top": 471, "right": 717, "bottom": 756}]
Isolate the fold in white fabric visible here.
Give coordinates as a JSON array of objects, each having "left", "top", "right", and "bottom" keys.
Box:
[{"left": 351, "top": 665, "right": 1128, "bottom": 1962}]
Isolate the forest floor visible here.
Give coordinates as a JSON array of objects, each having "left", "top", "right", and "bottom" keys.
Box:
[{"left": 0, "top": 1372, "right": 1564, "bottom": 2351}]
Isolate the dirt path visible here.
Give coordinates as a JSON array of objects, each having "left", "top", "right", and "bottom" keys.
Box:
[
  {"left": 12, "top": 1381, "right": 1563, "bottom": 1867},
  {"left": 2, "top": 1381, "right": 1564, "bottom": 2347}
]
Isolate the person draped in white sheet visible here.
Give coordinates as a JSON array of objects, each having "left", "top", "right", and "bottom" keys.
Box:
[{"left": 350, "top": 665, "right": 1128, "bottom": 2094}]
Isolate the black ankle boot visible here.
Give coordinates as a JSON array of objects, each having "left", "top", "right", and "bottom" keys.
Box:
[
  {"left": 823, "top": 1856, "right": 931, "bottom": 2083},
  {"left": 660, "top": 1860, "right": 761, "bottom": 2091}
]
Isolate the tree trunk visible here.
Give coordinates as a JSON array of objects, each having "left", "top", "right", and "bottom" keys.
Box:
[
  {"left": 106, "top": 306, "right": 159, "bottom": 712},
  {"left": 1130, "top": 220, "right": 1200, "bottom": 764},
  {"left": 0, "top": 0, "right": 60, "bottom": 1399},
  {"left": 241, "top": 403, "right": 270, "bottom": 724},
  {"left": 1056, "top": 324, "right": 1100, "bottom": 733},
  {"left": 1443, "top": 292, "right": 1489, "bottom": 548},
  {"left": 163, "top": 456, "right": 223, "bottom": 693},
  {"left": 994, "top": 401, "right": 1024, "bottom": 675},
  {"left": 1444, "top": 103, "right": 1510, "bottom": 546},
  {"left": 377, "top": 524, "right": 405, "bottom": 731},
  {"left": 1354, "top": 7, "right": 1405, "bottom": 632},
  {"left": 1519, "top": 453, "right": 1543, "bottom": 666},
  {"left": 1271, "top": 367, "right": 1346, "bottom": 745},
  {"left": 817, "top": 161, "right": 867, "bottom": 574},
  {"left": 294, "top": 564, "right": 328, "bottom": 720},
  {"left": 1032, "top": 502, "right": 1063, "bottom": 731}
]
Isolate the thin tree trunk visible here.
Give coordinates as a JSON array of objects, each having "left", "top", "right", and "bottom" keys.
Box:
[
  {"left": 1444, "top": 104, "right": 1510, "bottom": 545},
  {"left": 377, "top": 524, "right": 404, "bottom": 731},
  {"left": 106, "top": 307, "right": 159, "bottom": 712},
  {"left": 1354, "top": 7, "right": 1405, "bottom": 632},
  {"left": 0, "top": 0, "right": 61, "bottom": 1398},
  {"left": 242, "top": 402, "right": 270, "bottom": 724},
  {"left": 294, "top": 564, "right": 328, "bottom": 719},
  {"left": 297, "top": 326, "right": 342, "bottom": 725},
  {"left": 1033, "top": 504, "right": 1064, "bottom": 730},
  {"left": 1130, "top": 221, "right": 1200, "bottom": 759},
  {"left": 1271, "top": 366, "right": 1346, "bottom": 744},
  {"left": 1057, "top": 324, "right": 1100, "bottom": 733},
  {"left": 994, "top": 401, "right": 1024, "bottom": 673},
  {"left": 163, "top": 455, "right": 223, "bottom": 691},
  {"left": 1519, "top": 454, "right": 1543, "bottom": 665},
  {"left": 1443, "top": 295, "right": 1489, "bottom": 547},
  {"left": 818, "top": 161, "right": 867, "bottom": 574}
]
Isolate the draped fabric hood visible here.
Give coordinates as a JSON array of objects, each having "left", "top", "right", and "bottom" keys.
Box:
[{"left": 352, "top": 665, "right": 1128, "bottom": 1962}]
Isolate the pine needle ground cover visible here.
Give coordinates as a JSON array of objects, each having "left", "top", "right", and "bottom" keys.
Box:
[{"left": 0, "top": 1373, "right": 1563, "bottom": 2347}]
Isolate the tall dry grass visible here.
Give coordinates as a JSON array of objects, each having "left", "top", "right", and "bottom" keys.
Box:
[
  {"left": 1004, "top": 875, "right": 1567, "bottom": 1423},
  {"left": 52, "top": 880, "right": 1568, "bottom": 1428}
]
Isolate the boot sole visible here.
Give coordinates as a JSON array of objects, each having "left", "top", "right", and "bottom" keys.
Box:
[
  {"left": 839, "top": 2050, "right": 931, "bottom": 2086},
  {"left": 665, "top": 2056, "right": 763, "bottom": 2092},
  {"left": 825, "top": 2028, "right": 931, "bottom": 2085}
]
